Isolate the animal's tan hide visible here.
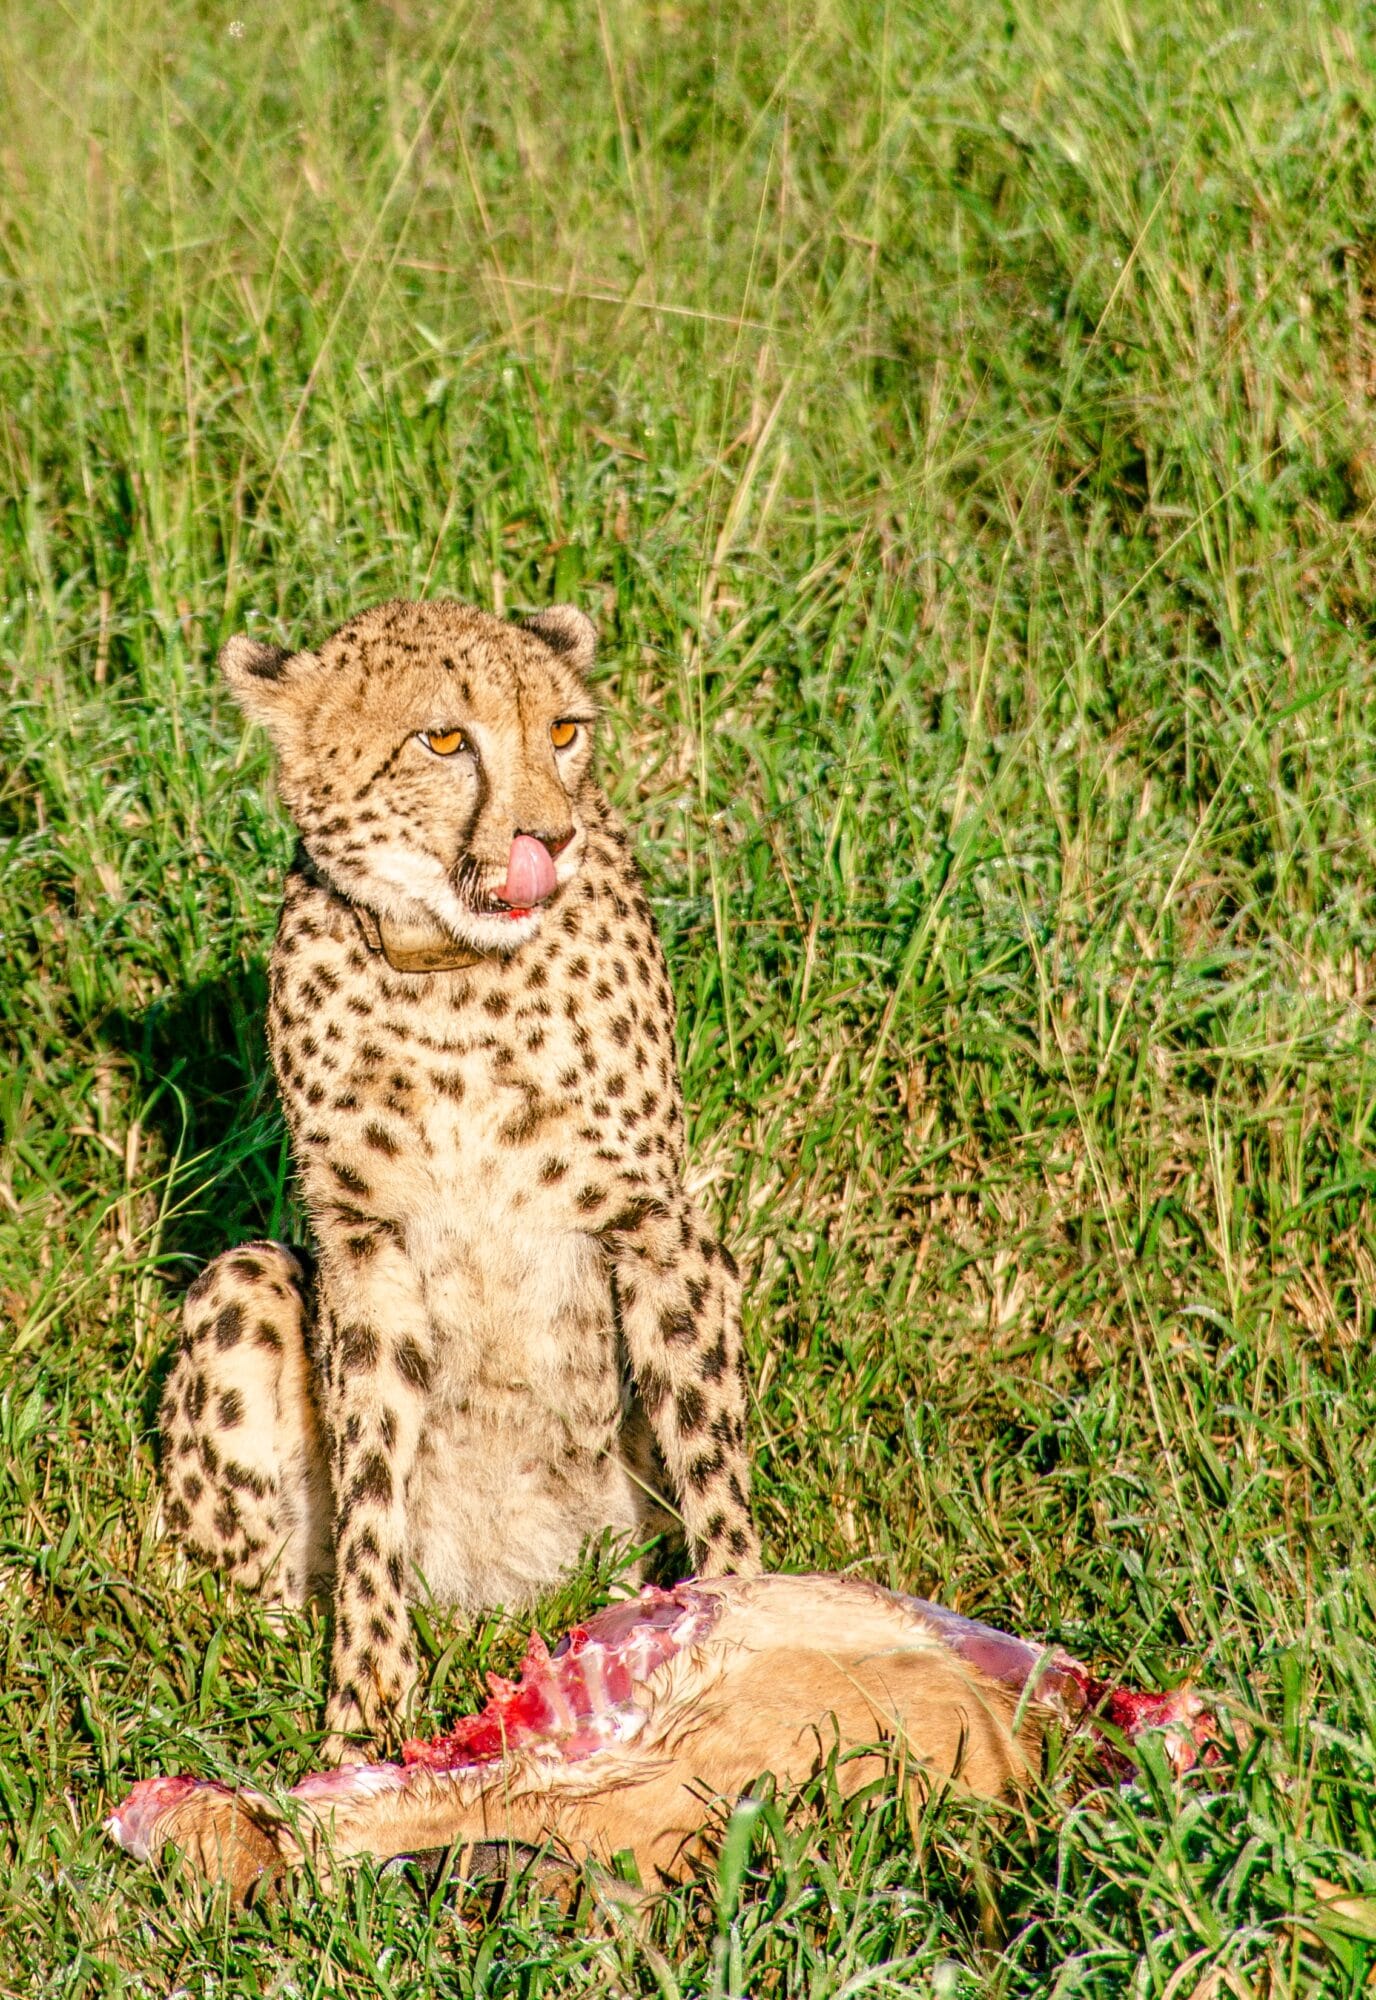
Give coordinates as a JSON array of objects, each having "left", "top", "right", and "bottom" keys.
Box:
[{"left": 106, "top": 1573, "right": 1216, "bottom": 1904}]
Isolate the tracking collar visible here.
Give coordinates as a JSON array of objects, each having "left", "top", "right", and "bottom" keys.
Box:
[{"left": 351, "top": 905, "right": 485, "bottom": 975}]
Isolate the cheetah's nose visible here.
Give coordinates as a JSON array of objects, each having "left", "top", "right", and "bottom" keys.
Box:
[{"left": 496, "top": 834, "right": 559, "bottom": 908}]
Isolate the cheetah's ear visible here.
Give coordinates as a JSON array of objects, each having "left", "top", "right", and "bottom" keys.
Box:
[
  {"left": 219, "top": 634, "right": 324, "bottom": 727},
  {"left": 522, "top": 605, "right": 597, "bottom": 676}
]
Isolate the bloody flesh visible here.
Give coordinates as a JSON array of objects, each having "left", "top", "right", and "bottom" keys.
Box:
[
  {"left": 401, "top": 1585, "right": 716, "bottom": 1770},
  {"left": 400, "top": 1581, "right": 1217, "bottom": 1778}
]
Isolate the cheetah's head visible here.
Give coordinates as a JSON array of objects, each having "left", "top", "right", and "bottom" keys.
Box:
[{"left": 221, "top": 598, "right": 600, "bottom": 957}]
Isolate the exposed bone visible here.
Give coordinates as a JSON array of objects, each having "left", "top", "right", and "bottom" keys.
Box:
[{"left": 106, "top": 1574, "right": 1219, "bottom": 1905}]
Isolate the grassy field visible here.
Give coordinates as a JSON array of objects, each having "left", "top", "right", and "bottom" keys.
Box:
[{"left": 3, "top": 0, "right": 1376, "bottom": 1989}]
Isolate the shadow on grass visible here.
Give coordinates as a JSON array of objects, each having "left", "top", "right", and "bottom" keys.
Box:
[
  {"left": 101, "top": 956, "right": 293, "bottom": 1279},
  {"left": 100, "top": 959, "right": 298, "bottom": 1435}
]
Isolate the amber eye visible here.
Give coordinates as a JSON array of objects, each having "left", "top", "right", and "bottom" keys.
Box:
[
  {"left": 551, "top": 720, "right": 578, "bottom": 750},
  {"left": 423, "top": 728, "right": 468, "bottom": 756}
]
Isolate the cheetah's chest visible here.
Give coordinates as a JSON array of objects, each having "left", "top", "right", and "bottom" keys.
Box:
[
  {"left": 281, "top": 953, "right": 625, "bottom": 1337},
  {"left": 271, "top": 876, "right": 683, "bottom": 1329},
  {"left": 342, "top": 993, "right": 602, "bottom": 1213}
]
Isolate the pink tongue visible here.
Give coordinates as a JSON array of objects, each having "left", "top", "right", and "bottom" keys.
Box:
[{"left": 498, "top": 834, "right": 558, "bottom": 908}]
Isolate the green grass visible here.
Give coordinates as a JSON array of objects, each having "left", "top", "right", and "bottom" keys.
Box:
[{"left": 3, "top": 0, "right": 1376, "bottom": 1988}]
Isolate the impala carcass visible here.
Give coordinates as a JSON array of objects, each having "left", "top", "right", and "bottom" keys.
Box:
[{"left": 107, "top": 1572, "right": 1219, "bottom": 1902}]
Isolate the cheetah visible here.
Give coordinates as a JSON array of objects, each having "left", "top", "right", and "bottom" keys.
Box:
[{"left": 159, "top": 598, "right": 761, "bottom": 1757}]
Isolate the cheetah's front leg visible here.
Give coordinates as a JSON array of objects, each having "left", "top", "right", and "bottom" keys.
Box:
[
  {"left": 606, "top": 1195, "right": 761, "bottom": 1576},
  {"left": 312, "top": 1228, "right": 435, "bottom": 1761}
]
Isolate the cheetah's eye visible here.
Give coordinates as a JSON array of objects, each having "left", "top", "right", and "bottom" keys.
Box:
[
  {"left": 422, "top": 728, "right": 468, "bottom": 756},
  {"left": 551, "top": 720, "right": 578, "bottom": 750}
]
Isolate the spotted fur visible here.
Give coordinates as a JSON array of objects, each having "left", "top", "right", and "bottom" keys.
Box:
[{"left": 158, "top": 598, "right": 760, "bottom": 1757}]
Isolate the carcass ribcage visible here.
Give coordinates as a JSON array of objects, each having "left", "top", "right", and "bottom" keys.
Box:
[{"left": 106, "top": 1574, "right": 1219, "bottom": 1902}]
